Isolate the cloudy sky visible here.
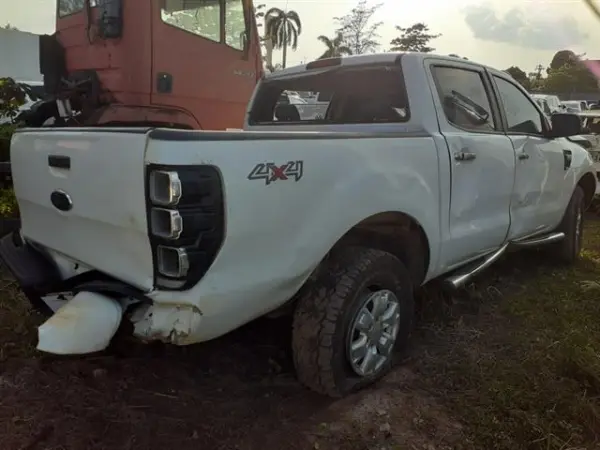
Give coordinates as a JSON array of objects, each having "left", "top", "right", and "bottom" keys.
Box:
[{"left": 2, "top": 0, "right": 600, "bottom": 73}]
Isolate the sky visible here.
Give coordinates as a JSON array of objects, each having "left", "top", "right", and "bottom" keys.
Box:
[{"left": 2, "top": 0, "right": 600, "bottom": 73}]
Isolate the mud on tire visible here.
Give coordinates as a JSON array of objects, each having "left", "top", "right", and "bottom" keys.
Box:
[{"left": 291, "top": 246, "right": 415, "bottom": 397}]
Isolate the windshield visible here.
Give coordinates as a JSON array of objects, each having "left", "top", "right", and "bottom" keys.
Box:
[{"left": 58, "top": 0, "right": 98, "bottom": 17}]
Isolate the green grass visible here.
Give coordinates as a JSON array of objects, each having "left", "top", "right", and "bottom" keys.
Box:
[
  {"left": 1, "top": 217, "right": 600, "bottom": 449},
  {"left": 415, "top": 221, "right": 600, "bottom": 450}
]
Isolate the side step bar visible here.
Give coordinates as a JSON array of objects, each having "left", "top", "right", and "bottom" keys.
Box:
[{"left": 444, "top": 232, "right": 565, "bottom": 290}]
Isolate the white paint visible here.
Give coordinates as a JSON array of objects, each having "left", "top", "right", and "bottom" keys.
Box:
[
  {"left": 11, "top": 130, "right": 154, "bottom": 291},
  {"left": 37, "top": 291, "right": 123, "bottom": 355},
  {"left": 10, "top": 53, "right": 598, "bottom": 349}
]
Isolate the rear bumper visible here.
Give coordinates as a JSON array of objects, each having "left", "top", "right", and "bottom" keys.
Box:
[{"left": 0, "top": 232, "right": 151, "bottom": 314}]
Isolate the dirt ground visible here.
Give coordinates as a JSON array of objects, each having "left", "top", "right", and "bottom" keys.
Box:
[{"left": 1, "top": 221, "right": 600, "bottom": 450}]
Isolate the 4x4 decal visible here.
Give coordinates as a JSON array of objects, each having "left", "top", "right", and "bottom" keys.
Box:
[{"left": 248, "top": 161, "right": 304, "bottom": 185}]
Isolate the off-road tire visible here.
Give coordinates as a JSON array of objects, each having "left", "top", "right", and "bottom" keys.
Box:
[
  {"left": 291, "top": 246, "right": 414, "bottom": 397},
  {"left": 553, "top": 186, "right": 585, "bottom": 264}
]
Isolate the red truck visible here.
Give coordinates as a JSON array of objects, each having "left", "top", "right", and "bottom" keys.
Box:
[{"left": 26, "top": 0, "right": 263, "bottom": 129}]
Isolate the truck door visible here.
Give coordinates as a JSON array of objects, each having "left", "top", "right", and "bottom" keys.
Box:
[
  {"left": 427, "top": 63, "right": 516, "bottom": 267},
  {"left": 152, "top": 0, "right": 258, "bottom": 130},
  {"left": 490, "top": 74, "right": 569, "bottom": 239}
]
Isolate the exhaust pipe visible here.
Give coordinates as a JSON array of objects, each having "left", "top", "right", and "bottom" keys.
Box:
[{"left": 37, "top": 291, "right": 123, "bottom": 355}]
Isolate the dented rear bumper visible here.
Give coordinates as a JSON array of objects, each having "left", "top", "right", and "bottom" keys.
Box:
[{"left": 0, "top": 231, "right": 209, "bottom": 350}]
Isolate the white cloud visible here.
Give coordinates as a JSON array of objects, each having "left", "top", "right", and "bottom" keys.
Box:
[{"left": 463, "top": 3, "right": 588, "bottom": 50}]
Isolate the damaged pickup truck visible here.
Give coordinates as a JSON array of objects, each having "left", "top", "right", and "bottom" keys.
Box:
[{"left": 1, "top": 53, "right": 596, "bottom": 397}]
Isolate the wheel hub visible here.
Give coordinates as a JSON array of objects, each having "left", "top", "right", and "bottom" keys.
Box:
[{"left": 346, "top": 289, "right": 401, "bottom": 378}]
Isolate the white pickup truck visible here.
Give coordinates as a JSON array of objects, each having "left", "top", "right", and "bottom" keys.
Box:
[{"left": 1, "top": 53, "right": 596, "bottom": 397}]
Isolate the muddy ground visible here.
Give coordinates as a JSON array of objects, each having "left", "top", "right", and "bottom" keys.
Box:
[{"left": 1, "top": 221, "right": 600, "bottom": 450}]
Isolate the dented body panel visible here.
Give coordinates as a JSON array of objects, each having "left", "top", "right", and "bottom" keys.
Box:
[{"left": 3, "top": 53, "right": 597, "bottom": 350}]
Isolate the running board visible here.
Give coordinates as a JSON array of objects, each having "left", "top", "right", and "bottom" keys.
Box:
[
  {"left": 443, "top": 232, "right": 565, "bottom": 290},
  {"left": 510, "top": 231, "right": 565, "bottom": 248},
  {"left": 444, "top": 244, "right": 508, "bottom": 290}
]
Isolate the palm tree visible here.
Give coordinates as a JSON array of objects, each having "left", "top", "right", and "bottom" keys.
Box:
[
  {"left": 317, "top": 33, "right": 352, "bottom": 59},
  {"left": 264, "top": 8, "right": 302, "bottom": 69}
]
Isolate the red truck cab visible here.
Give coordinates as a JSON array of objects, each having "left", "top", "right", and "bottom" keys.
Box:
[{"left": 30, "top": 0, "right": 262, "bottom": 129}]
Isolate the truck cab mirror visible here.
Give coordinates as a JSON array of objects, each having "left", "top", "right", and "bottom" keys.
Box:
[{"left": 550, "top": 113, "right": 582, "bottom": 138}]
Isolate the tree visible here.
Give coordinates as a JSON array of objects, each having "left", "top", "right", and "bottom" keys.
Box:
[
  {"left": 543, "top": 62, "right": 599, "bottom": 94},
  {"left": 2, "top": 23, "right": 18, "bottom": 31},
  {"left": 389, "top": 22, "right": 441, "bottom": 53},
  {"left": 505, "top": 66, "right": 531, "bottom": 90},
  {"left": 264, "top": 8, "right": 302, "bottom": 69},
  {"left": 317, "top": 33, "right": 352, "bottom": 59},
  {"left": 334, "top": 0, "right": 383, "bottom": 55},
  {"left": 550, "top": 50, "right": 578, "bottom": 71}
]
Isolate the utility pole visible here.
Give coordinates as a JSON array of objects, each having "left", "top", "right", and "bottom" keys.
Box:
[{"left": 534, "top": 64, "right": 544, "bottom": 79}]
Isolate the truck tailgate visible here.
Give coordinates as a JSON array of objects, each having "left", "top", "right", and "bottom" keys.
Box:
[{"left": 10, "top": 129, "right": 154, "bottom": 290}]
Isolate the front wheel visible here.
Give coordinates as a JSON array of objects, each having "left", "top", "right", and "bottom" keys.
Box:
[
  {"left": 291, "top": 246, "right": 414, "bottom": 397},
  {"left": 552, "top": 186, "right": 585, "bottom": 264}
]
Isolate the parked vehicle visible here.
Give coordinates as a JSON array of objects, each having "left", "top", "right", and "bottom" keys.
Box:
[
  {"left": 1, "top": 53, "right": 596, "bottom": 397},
  {"left": 577, "top": 110, "right": 600, "bottom": 194},
  {"left": 533, "top": 97, "right": 552, "bottom": 116},
  {"left": 24, "top": 0, "right": 263, "bottom": 130},
  {"left": 531, "top": 94, "right": 563, "bottom": 113},
  {"left": 561, "top": 100, "right": 587, "bottom": 113}
]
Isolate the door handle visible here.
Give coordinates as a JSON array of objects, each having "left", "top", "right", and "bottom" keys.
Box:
[
  {"left": 454, "top": 151, "right": 476, "bottom": 161},
  {"left": 517, "top": 152, "right": 530, "bottom": 160}
]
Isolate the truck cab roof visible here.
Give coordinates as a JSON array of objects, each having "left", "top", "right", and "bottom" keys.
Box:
[{"left": 265, "top": 52, "right": 502, "bottom": 80}]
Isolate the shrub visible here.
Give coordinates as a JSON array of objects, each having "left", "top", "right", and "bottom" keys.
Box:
[{"left": 0, "top": 77, "right": 30, "bottom": 217}]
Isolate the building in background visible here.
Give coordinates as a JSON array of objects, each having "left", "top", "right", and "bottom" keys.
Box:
[{"left": 0, "top": 28, "right": 41, "bottom": 82}]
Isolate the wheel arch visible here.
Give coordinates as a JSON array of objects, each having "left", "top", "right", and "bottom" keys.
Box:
[
  {"left": 578, "top": 171, "right": 597, "bottom": 210},
  {"left": 328, "top": 211, "right": 431, "bottom": 288}
]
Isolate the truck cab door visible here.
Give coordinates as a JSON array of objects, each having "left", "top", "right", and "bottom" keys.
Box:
[
  {"left": 152, "top": 0, "right": 259, "bottom": 130},
  {"left": 490, "top": 75, "right": 567, "bottom": 239},
  {"left": 427, "top": 63, "right": 516, "bottom": 268}
]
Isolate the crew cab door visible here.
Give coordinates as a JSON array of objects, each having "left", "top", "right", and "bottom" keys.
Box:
[
  {"left": 152, "top": 0, "right": 258, "bottom": 129},
  {"left": 489, "top": 74, "right": 567, "bottom": 239},
  {"left": 427, "top": 63, "right": 516, "bottom": 267}
]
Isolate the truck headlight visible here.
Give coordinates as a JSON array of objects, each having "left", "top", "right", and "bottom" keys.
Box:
[
  {"left": 149, "top": 170, "right": 182, "bottom": 206},
  {"left": 157, "top": 246, "right": 189, "bottom": 278}
]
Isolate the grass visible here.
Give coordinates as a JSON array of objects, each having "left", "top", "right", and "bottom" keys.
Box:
[{"left": 414, "top": 220, "right": 600, "bottom": 450}]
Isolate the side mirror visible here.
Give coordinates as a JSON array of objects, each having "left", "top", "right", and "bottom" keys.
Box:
[{"left": 550, "top": 113, "right": 582, "bottom": 138}]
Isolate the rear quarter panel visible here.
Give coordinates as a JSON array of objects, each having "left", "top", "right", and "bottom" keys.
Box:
[{"left": 145, "top": 131, "right": 443, "bottom": 315}]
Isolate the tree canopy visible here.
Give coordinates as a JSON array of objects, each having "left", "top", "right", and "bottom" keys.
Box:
[
  {"left": 333, "top": 0, "right": 382, "bottom": 54},
  {"left": 505, "top": 66, "right": 531, "bottom": 90},
  {"left": 389, "top": 23, "right": 441, "bottom": 53}
]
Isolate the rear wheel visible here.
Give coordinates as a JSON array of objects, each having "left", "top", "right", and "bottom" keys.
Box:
[
  {"left": 291, "top": 246, "right": 414, "bottom": 397},
  {"left": 552, "top": 186, "right": 585, "bottom": 264}
]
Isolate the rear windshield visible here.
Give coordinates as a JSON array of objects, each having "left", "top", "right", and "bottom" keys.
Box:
[{"left": 248, "top": 65, "right": 410, "bottom": 126}]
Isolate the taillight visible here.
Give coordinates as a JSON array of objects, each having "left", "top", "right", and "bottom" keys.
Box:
[
  {"left": 149, "top": 170, "right": 182, "bottom": 206},
  {"left": 146, "top": 165, "right": 225, "bottom": 290}
]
